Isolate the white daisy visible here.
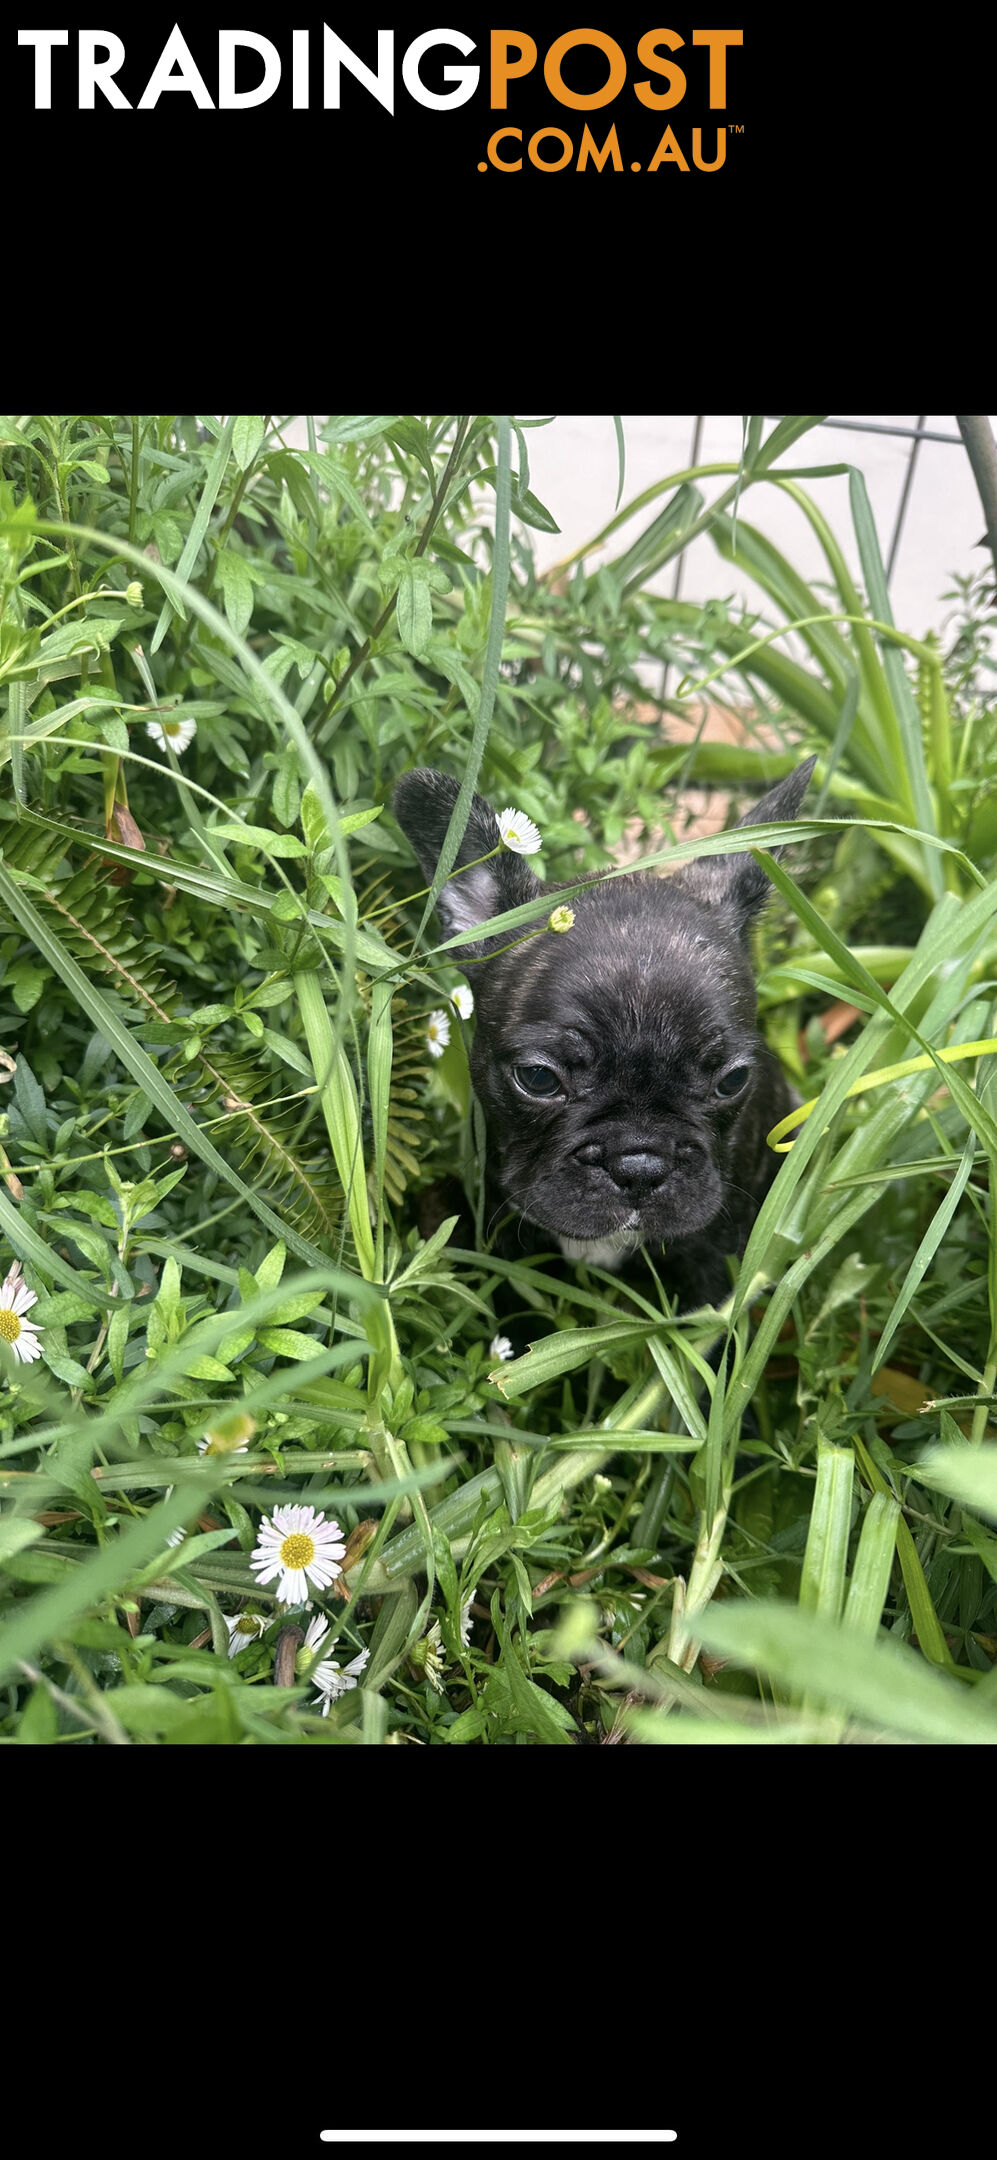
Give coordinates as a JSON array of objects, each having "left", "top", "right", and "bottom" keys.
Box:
[
  {"left": 459, "top": 1589, "right": 476, "bottom": 1648},
  {"left": 450, "top": 984, "right": 474, "bottom": 1019},
  {"left": 0, "top": 1262, "right": 42, "bottom": 1365},
  {"left": 422, "top": 1621, "right": 447, "bottom": 1692},
  {"left": 426, "top": 1009, "right": 451, "bottom": 1059},
  {"left": 489, "top": 1334, "right": 514, "bottom": 1362},
  {"left": 224, "top": 1611, "right": 267, "bottom": 1657},
  {"left": 165, "top": 1526, "right": 187, "bottom": 1550},
  {"left": 497, "top": 806, "right": 542, "bottom": 855},
  {"left": 146, "top": 714, "right": 197, "bottom": 756},
  {"left": 249, "top": 1503, "right": 347, "bottom": 1605},
  {"left": 312, "top": 1645, "right": 370, "bottom": 1715}
]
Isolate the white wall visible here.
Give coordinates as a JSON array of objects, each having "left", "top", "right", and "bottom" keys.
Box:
[{"left": 520, "top": 415, "right": 997, "bottom": 639}]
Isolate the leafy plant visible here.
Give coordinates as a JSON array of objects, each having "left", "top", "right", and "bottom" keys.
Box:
[{"left": 1, "top": 413, "right": 995, "bottom": 1744}]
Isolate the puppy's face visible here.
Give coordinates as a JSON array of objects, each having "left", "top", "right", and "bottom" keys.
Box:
[{"left": 394, "top": 761, "right": 814, "bottom": 1267}]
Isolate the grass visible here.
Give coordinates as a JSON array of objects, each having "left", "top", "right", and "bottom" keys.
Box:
[{"left": 1, "top": 412, "right": 996, "bottom": 1744}]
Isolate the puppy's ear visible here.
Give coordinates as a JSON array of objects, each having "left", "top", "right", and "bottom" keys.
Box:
[
  {"left": 393, "top": 767, "right": 544, "bottom": 947},
  {"left": 675, "top": 754, "right": 816, "bottom": 936}
]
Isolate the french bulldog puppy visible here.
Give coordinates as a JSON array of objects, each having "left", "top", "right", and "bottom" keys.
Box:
[{"left": 394, "top": 756, "right": 815, "bottom": 1311}]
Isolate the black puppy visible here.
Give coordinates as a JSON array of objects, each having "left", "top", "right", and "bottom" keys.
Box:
[{"left": 394, "top": 757, "right": 815, "bottom": 1310}]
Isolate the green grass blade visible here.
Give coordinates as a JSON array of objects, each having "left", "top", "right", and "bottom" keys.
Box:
[
  {"left": 710, "top": 512, "right": 861, "bottom": 703},
  {"left": 843, "top": 1492, "right": 901, "bottom": 1637},
  {"left": 7, "top": 677, "right": 26, "bottom": 802},
  {"left": 917, "top": 1445, "right": 997, "bottom": 1524},
  {"left": 753, "top": 415, "right": 828, "bottom": 470},
  {"left": 766, "top": 474, "right": 903, "bottom": 763},
  {"left": 611, "top": 415, "right": 625, "bottom": 509},
  {"left": 626, "top": 1713, "right": 821, "bottom": 1743},
  {"left": 872, "top": 1128, "right": 977, "bottom": 1370},
  {"left": 149, "top": 417, "right": 236, "bottom": 653},
  {"left": 799, "top": 1441, "right": 854, "bottom": 1621},
  {"left": 294, "top": 968, "right": 375, "bottom": 1278},
  {"left": 852, "top": 1434, "right": 954, "bottom": 1670},
  {"left": 848, "top": 466, "right": 940, "bottom": 885},
  {"left": 614, "top": 484, "right": 705, "bottom": 595},
  {"left": 367, "top": 977, "right": 394, "bottom": 1275},
  {"left": 694, "top": 1600, "right": 995, "bottom": 1742}
]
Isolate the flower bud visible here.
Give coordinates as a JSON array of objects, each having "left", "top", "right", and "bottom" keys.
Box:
[
  {"left": 548, "top": 906, "right": 575, "bottom": 933},
  {"left": 125, "top": 581, "right": 143, "bottom": 607}
]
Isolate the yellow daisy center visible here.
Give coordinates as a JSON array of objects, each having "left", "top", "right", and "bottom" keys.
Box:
[
  {"left": 164, "top": 719, "right": 182, "bottom": 738},
  {"left": 0, "top": 1309, "right": 22, "bottom": 1343},
  {"left": 279, "top": 1533, "right": 315, "bottom": 1571}
]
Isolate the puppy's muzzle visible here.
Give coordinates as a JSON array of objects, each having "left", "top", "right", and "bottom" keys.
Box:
[{"left": 575, "top": 1136, "right": 704, "bottom": 1196}]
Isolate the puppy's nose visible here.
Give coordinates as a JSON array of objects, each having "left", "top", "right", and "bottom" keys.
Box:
[{"left": 612, "top": 1149, "right": 667, "bottom": 1192}]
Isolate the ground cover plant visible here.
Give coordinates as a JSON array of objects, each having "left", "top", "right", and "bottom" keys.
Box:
[{"left": 1, "top": 412, "right": 996, "bottom": 1745}]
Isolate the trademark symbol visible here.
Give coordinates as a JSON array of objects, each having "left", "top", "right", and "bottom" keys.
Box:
[{"left": 729, "top": 122, "right": 744, "bottom": 133}]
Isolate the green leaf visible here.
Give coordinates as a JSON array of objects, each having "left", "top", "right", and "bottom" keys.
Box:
[
  {"left": 337, "top": 805, "right": 384, "bottom": 836},
  {"left": 17, "top": 1685, "right": 59, "bottom": 1744},
  {"left": 254, "top": 1242, "right": 286, "bottom": 1292},
  {"left": 30, "top": 1290, "right": 104, "bottom": 1326},
  {"left": 510, "top": 484, "right": 560, "bottom": 535},
  {"left": 5, "top": 960, "right": 47, "bottom": 1013},
  {"left": 322, "top": 416, "right": 401, "bottom": 444},
  {"left": 488, "top": 1319, "right": 657, "bottom": 1398},
  {"left": 395, "top": 564, "right": 432, "bottom": 657},
  {"left": 232, "top": 415, "right": 265, "bottom": 471},
  {"left": 13, "top": 1054, "right": 48, "bottom": 1144},
  {"left": 214, "top": 549, "right": 255, "bottom": 640},
  {"left": 0, "top": 1518, "right": 45, "bottom": 1564},
  {"left": 258, "top": 1291, "right": 328, "bottom": 1325},
  {"left": 155, "top": 1254, "right": 182, "bottom": 1324},
  {"left": 272, "top": 749, "right": 301, "bottom": 828},
  {"left": 259, "top": 1028, "right": 314, "bottom": 1077},
  {"left": 244, "top": 978, "right": 293, "bottom": 1012},
  {"left": 208, "top": 823, "right": 306, "bottom": 856},
  {"left": 107, "top": 1301, "right": 130, "bottom": 1385},
  {"left": 40, "top": 1343, "right": 93, "bottom": 1387},
  {"left": 256, "top": 1327, "right": 325, "bottom": 1359},
  {"left": 50, "top": 1190, "right": 119, "bottom": 1229},
  {"left": 183, "top": 1352, "right": 240, "bottom": 1380},
  {"left": 300, "top": 780, "right": 330, "bottom": 853}
]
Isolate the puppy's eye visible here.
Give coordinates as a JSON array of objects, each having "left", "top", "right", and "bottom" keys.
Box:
[
  {"left": 512, "top": 1063, "right": 562, "bottom": 1098},
  {"left": 716, "top": 1064, "right": 751, "bottom": 1099}
]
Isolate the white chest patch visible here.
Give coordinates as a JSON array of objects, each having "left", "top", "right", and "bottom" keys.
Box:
[{"left": 557, "top": 1231, "right": 642, "bottom": 1273}]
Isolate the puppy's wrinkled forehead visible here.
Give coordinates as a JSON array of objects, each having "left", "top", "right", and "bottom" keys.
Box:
[{"left": 495, "top": 879, "right": 755, "bottom": 1046}]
